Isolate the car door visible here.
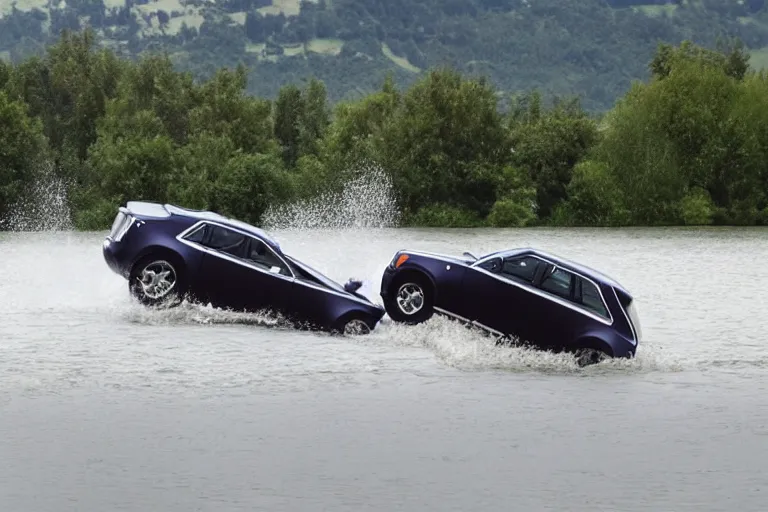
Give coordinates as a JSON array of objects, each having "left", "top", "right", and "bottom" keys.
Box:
[
  {"left": 528, "top": 263, "right": 579, "bottom": 349},
  {"left": 195, "top": 224, "right": 293, "bottom": 315},
  {"left": 240, "top": 235, "right": 295, "bottom": 316},
  {"left": 462, "top": 254, "right": 548, "bottom": 344},
  {"left": 528, "top": 264, "right": 614, "bottom": 350}
]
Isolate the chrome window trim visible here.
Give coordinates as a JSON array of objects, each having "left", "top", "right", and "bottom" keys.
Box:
[
  {"left": 394, "top": 249, "right": 614, "bottom": 325},
  {"left": 389, "top": 249, "right": 468, "bottom": 266},
  {"left": 434, "top": 307, "right": 505, "bottom": 337},
  {"left": 292, "top": 277, "right": 379, "bottom": 307},
  {"left": 176, "top": 220, "right": 378, "bottom": 308},
  {"left": 108, "top": 212, "right": 136, "bottom": 243},
  {"left": 472, "top": 252, "right": 614, "bottom": 325},
  {"left": 176, "top": 220, "right": 296, "bottom": 280},
  {"left": 471, "top": 265, "right": 613, "bottom": 326},
  {"left": 613, "top": 287, "right": 638, "bottom": 345},
  {"left": 182, "top": 223, "right": 206, "bottom": 242}
]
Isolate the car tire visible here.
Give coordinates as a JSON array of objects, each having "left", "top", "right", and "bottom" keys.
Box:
[
  {"left": 334, "top": 313, "right": 375, "bottom": 336},
  {"left": 384, "top": 273, "right": 434, "bottom": 325},
  {"left": 572, "top": 347, "right": 609, "bottom": 367},
  {"left": 129, "top": 254, "right": 186, "bottom": 308}
]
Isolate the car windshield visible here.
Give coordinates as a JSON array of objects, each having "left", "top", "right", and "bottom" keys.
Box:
[{"left": 287, "top": 257, "right": 347, "bottom": 293}]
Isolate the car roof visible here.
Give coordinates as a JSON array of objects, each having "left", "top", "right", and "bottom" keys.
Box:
[
  {"left": 126, "top": 201, "right": 282, "bottom": 250},
  {"left": 478, "top": 247, "right": 629, "bottom": 293}
]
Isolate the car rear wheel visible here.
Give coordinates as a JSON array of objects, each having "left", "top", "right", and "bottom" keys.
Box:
[
  {"left": 573, "top": 347, "right": 609, "bottom": 367},
  {"left": 129, "top": 256, "right": 185, "bottom": 308},
  {"left": 385, "top": 274, "right": 434, "bottom": 324}
]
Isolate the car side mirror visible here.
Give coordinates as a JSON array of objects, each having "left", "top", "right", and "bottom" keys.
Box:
[
  {"left": 477, "top": 257, "right": 502, "bottom": 273},
  {"left": 344, "top": 279, "right": 363, "bottom": 293}
]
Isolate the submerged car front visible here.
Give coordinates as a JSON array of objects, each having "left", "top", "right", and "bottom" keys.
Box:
[{"left": 282, "top": 254, "right": 386, "bottom": 332}]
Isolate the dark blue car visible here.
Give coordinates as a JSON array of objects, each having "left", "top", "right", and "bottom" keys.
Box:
[
  {"left": 380, "top": 248, "right": 642, "bottom": 365},
  {"left": 102, "top": 201, "right": 385, "bottom": 334}
]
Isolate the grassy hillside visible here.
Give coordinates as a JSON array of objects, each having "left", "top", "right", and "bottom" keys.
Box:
[{"left": 2, "top": 0, "right": 768, "bottom": 110}]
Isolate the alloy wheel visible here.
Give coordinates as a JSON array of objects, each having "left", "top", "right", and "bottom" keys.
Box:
[
  {"left": 343, "top": 318, "right": 371, "bottom": 335},
  {"left": 396, "top": 283, "right": 424, "bottom": 315},
  {"left": 137, "top": 260, "right": 177, "bottom": 299}
]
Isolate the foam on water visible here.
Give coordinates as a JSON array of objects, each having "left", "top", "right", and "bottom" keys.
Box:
[{"left": 364, "top": 315, "right": 684, "bottom": 375}]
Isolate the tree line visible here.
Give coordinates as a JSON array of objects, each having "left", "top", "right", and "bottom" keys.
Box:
[{"left": 0, "top": 30, "right": 766, "bottom": 230}]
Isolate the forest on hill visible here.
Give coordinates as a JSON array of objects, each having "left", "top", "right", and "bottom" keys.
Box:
[
  {"left": 2, "top": 0, "right": 768, "bottom": 111},
  {"left": 1, "top": 31, "right": 766, "bottom": 231}
]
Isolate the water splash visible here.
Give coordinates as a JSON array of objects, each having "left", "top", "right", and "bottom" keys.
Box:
[
  {"left": 369, "top": 315, "right": 684, "bottom": 375},
  {"left": 119, "top": 299, "right": 291, "bottom": 330},
  {"left": 0, "top": 162, "right": 73, "bottom": 231},
  {"left": 262, "top": 162, "right": 400, "bottom": 231}
]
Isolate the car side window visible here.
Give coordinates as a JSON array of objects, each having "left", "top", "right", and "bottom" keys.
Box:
[
  {"left": 184, "top": 224, "right": 207, "bottom": 244},
  {"left": 501, "top": 256, "right": 542, "bottom": 284},
  {"left": 205, "top": 225, "right": 249, "bottom": 259},
  {"left": 247, "top": 239, "right": 291, "bottom": 276},
  {"left": 539, "top": 266, "right": 573, "bottom": 300},
  {"left": 577, "top": 277, "right": 610, "bottom": 319}
]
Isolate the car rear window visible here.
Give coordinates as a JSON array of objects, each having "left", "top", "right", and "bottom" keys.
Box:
[{"left": 578, "top": 277, "right": 610, "bottom": 319}]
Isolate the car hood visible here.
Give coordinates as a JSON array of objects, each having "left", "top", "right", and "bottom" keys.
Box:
[{"left": 285, "top": 256, "right": 379, "bottom": 305}]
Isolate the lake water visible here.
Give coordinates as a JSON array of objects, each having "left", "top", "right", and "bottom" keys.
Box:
[{"left": 1, "top": 227, "right": 767, "bottom": 511}]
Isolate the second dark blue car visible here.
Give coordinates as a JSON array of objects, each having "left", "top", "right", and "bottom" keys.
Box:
[
  {"left": 380, "top": 248, "right": 642, "bottom": 366},
  {"left": 102, "top": 201, "right": 385, "bottom": 334}
]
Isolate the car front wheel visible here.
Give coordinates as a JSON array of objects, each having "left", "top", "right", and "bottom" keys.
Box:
[
  {"left": 342, "top": 317, "right": 373, "bottom": 335},
  {"left": 129, "top": 256, "right": 185, "bottom": 308},
  {"left": 384, "top": 275, "right": 434, "bottom": 324}
]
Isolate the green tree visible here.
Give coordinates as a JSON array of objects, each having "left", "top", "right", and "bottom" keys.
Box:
[
  {"left": 274, "top": 84, "right": 304, "bottom": 167},
  {"left": 508, "top": 92, "right": 599, "bottom": 220},
  {"left": 319, "top": 73, "right": 401, "bottom": 188},
  {"left": 378, "top": 68, "right": 510, "bottom": 221},
  {"left": 0, "top": 91, "right": 49, "bottom": 222},
  {"left": 5, "top": 29, "right": 124, "bottom": 168},
  {"left": 213, "top": 152, "right": 296, "bottom": 225}
]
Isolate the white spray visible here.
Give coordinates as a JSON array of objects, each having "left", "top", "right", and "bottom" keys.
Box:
[
  {"left": 0, "top": 162, "right": 73, "bottom": 232},
  {"left": 261, "top": 161, "right": 400, "bottom": 231}
]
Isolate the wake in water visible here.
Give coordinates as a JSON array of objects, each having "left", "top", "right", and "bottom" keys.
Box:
[
  {"left": 0, "top": 158, "right": 683, "bottom": 375},
  {"left": 118, "top": 298, "right": 292, "bottom": 330},
  {"left": 367, "top": 315, "right": 682, "bottom": 375},
  {"left": 0, "top": 163, "right": 73, "bottom": 231},
  {"left": 262, "top": 162, "right": 400, "bottom": 231}
]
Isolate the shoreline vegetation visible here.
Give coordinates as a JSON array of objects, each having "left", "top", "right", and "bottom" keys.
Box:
[{"left": 0, "top": 30, "right": 767, "bottom": 230}]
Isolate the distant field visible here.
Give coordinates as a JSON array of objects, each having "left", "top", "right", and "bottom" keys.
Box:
[
  {"left": 283, "top": 43, "right": 304, "bottom": 56},
  {"left": 307, "top": 38, "right": 343, "bottom": 56},
  {"left": 0, "top": 0, "right": 47, "bottom": 17},
  {"left": 748, "top": 47, "right": 768, "bottom": 69},
  {"left": 257, "top": 0, "right": 300, "bottom": 17},
  {"left": 633, "top": 4, "right": 678, "bottom": 17},
  {"left": 246, "top": 43, "right": 266, "bottom": 53},
  {"left": 228, "top": 11, "right": 247, "bottom": 25},
  {"left": 381, "top": 43, "right": 421, "bottom": 73},
  {"left": 133, "top": 0, "right": 207, "bottom": 36},
  {"left": 245, "top": 39, "right": 342, "bottom": 60}
]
